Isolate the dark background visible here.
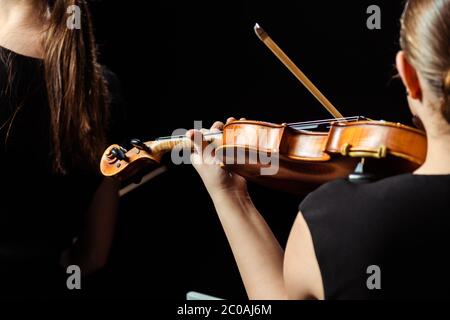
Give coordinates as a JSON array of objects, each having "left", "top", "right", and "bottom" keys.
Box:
[{"left": 85, "top": 0, "right": 409, "bottom": 299}]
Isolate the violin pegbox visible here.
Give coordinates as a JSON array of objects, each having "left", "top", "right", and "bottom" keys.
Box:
[{"left": 99, "top": 140, "right": 161, "bottom": 181}]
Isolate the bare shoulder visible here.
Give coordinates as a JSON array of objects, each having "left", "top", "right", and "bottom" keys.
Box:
[{"left": 284, "top": 212, "right": 325, "bottom": 300}]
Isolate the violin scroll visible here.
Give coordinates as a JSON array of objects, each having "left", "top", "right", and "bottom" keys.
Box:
[{"left": 100, "top": 141, "right": 160, "bottom": 181}]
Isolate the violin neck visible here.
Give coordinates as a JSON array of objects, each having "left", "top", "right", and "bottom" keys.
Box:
[{"left": 150, "top": 132, "right": 222, "bottom": 156}]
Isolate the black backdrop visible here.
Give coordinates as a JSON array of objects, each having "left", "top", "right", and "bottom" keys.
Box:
[{"left": 84, "top": 0, "right": 409, "bottom": 299}]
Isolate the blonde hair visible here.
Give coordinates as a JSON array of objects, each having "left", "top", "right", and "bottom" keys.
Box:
[{"left": 400, "top": 0, "right": 450, "bottom": 123}]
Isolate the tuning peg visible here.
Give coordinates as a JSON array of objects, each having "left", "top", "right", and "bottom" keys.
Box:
[
  {"left": 130, "top": 139, "right": 150, "bottom": 152},
  {"left": 110, "top": 147, "right": 128, "bottom": 161}
]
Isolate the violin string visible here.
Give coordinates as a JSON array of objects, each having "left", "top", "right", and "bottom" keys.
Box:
[
  {"left": 155, "top": 116, "right": 366, "bottom": 141},
  {"left": 156, "top": 132, "right": 222, "bottom": 141},
  {"left": 287, "top": 116, "right": 364, "bottom": 126},
  {"left": 288, "top": 117, "right": 361, "bottom": 130}
]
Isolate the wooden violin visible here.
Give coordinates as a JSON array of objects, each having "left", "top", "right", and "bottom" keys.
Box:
[
  {"left": 100, "top": 117, "right": 426, "bottom": 193},
  {"left": 100, "top": 24, "right": 427, "bottom": 193}
]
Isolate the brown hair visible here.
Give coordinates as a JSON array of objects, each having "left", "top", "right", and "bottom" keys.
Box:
[
  {"left": 42, "top": 0, "right": 109, "bottom": 174},
  {"left": 400, "top": 0, "right": 450, "bottom": 123}
]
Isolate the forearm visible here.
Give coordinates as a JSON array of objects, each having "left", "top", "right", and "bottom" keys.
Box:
[
  {"left": 62, "top": 178, "right": 119, "bottom": 275},
  {"left": 210, "top": 190, "right": 286, "bottom": 300}
]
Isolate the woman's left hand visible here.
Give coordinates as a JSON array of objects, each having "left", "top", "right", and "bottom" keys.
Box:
[{"left": 187, "top": 118, "right": 248, "bottom": 197}]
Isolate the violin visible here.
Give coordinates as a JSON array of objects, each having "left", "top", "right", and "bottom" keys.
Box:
[
  {"left": 100, "top": 117, "right": 426, "bottom": 193},
  {"left": 100, "top": 24, "right": 427, "bottom": 194}
]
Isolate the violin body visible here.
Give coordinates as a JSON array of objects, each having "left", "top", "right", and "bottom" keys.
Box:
[
  {"left": 100, "top": 119, "right": 427, "bottom": 194},
  {"left": 218, "top": 120, "right": 426, "bottom": 193}
]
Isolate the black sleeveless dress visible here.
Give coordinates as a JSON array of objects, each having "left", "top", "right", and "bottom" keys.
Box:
[
  {"left": 0, "top": 46, "right": 124, "bottom": 298},
  {"left": 300, "top": 173, "right": 450, "bottom": 299}
]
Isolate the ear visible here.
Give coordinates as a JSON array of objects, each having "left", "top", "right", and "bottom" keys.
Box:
[{"left": 396, "top": 51, "right": 422, "bottom": 100}]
